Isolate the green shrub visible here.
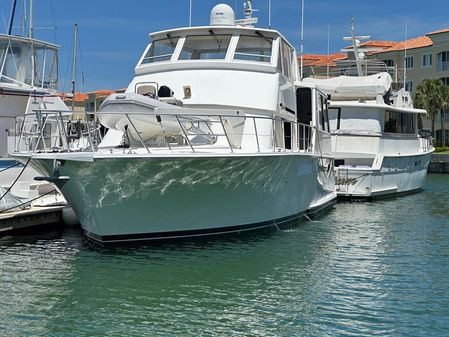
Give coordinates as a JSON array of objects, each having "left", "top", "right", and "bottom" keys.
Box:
[{"left": 434, "top": 146, "right": 449, "bottom": 153}]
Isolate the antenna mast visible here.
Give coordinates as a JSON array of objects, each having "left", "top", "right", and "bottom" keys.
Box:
[
  {"left": 268, "top": 0, "right": 271, "bottom": 29},
  {"left": 341, "top": 18, "right": 372, "bottom": 77},
  {"left": 189, "top": 0, "right": 192, "bottom": 27},
  {"left": 71, "top": 23, "right": 78, "bottom": 111},
  {"left": 7, "top": 0, "right": 18, "bottom": 35},
  {"left": 29, "top": 0, "right": 35, "bottom": 86},
  {"left": 235, "top": 1, "right": 258, "bottom": 27},
  {"left": 403, "top": 22, "right": 408, "bottom": 89},
  {"left": 300, "top": 0, "right": 304, "bottom": 80}
]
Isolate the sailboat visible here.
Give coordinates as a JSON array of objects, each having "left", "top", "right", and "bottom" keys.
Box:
[
  {"left": 13, "top": 1, "right": 336, "bottom": 242},
  {"left": 0, "top": 0, "right": 70, "bottom": 207}
]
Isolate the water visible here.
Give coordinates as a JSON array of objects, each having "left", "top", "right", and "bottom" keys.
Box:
[{"left": 1, "top": 174, "right": 449, "bottom": 337}]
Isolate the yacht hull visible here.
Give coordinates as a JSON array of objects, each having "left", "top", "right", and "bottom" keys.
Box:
[
  {"left": 30, "top": 153, "right": 335, "bottom": 242},
  {"left": 335, "top": 152, "right": 432, "bottom": 198}
]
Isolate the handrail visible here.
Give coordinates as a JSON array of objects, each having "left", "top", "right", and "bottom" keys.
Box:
[{"left": 15, "top": 109, "right": 316, "bottom": 155}]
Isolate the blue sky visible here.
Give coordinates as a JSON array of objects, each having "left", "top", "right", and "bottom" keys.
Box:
[{"left": 1, "top": 0, "right": 448, "bottom": 92}]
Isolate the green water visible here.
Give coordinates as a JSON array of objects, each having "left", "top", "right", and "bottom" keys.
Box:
[{"left": 1, "top": 174, "right": 449, "bottom": 336}]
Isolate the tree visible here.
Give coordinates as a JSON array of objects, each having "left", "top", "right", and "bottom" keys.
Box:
[
  {"left": 438, "top": 84, "right": 449, "bottom": 146},
  {"left": 414, "top": 78, "right": 447, "bottom": 144}
]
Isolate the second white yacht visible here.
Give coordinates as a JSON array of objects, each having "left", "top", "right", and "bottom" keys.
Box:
[{"left": 305, "top": 72, "right": 433, "bottom": 198}]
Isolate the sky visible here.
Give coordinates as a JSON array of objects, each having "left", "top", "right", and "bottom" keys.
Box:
[{"left": 1, "top": 0, "right": 448, "bottom": 92}]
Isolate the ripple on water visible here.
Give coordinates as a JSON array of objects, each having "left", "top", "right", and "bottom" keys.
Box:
[{"left": 1, "top": 175, "right": 449, "bottom": 336}]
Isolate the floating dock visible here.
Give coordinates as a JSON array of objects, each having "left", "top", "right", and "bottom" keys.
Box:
[{"left": 0, "top": 206, "right": 64, "bottom": 235}]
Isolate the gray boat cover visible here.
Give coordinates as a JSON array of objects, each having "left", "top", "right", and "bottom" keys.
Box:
[
  {"left": 0, "top": 186, "right": 24, "bottom": 212},
  {"left": 304, "top": 72, "right": 393, "bottom": 100}
]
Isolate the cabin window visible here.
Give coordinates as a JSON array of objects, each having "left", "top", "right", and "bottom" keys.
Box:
[
  {"left": 142, "top": 37, "right": 179, "bottom": 64},
  {"left": 179, "top": 34, "right": 232, "bottom": 60},
  {"left": 317, "top": 93, "right": 329, "bottom": 132},
  {"left": 0, "top": 45, "right": 22, "bottom": 83},
  {"left": 328, "top": 107, "right": 341, "bottom": 132},
  {"left": 233, "top": 35, "right": 272, "bottom": 63},
  {"left": 280, "top": 40, "right": 293, "bottom": 79},
  {"left": 34, "top": 47, "right": 58, "bottom": 89},
  {"left": 384, "top": 110, "right": 416, "bottom": 134}
]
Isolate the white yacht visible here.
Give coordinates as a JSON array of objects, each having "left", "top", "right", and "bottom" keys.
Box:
[
  {"left": 304, "top": 72, "right": 433, "bottom": 198},
  {"left": 14, "top": 3, "right": 336, "bottom": 242},
  {"left": 0, "top": 4, "right": 70, "bottom": 208}
]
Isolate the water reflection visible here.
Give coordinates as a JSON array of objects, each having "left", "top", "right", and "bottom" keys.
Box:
[{"left": 0, "top": 175, "right": 449, "bottom": 336}]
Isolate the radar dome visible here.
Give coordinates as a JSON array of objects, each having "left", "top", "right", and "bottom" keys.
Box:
[{"left": 210, "top": 4, "right": 235, "bottom": 26}]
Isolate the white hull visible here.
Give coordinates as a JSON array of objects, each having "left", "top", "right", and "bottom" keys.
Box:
[
  {"left": 29, "top": 153, "right": 336, "bottom": 242},
  {"left": 335, "top": 152, "right": 432, "bottom": 198}
]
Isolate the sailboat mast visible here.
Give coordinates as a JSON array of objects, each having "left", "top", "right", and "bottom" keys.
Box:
[
  {"left": 8, "top": 0, "right": 18, "bottom": 35},
  {"left": 29, "top": 0, "right": 35, "bottom": 86},
  {"left": 300, "top": 0, "right": 304, "bottom": 80},
  {"left": 71, "top": 23, "right": 78, "bottom": 111}
]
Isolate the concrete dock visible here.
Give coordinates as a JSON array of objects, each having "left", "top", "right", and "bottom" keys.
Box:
[
  {"left": 0, "top": 206, "right": 64, "bottom": 235},
  {"left": 428, "top": 154, "right": 449, "bottom": 173}
]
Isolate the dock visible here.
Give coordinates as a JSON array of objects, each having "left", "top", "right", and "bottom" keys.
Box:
[
  {"left": 428, "top": 153, "right": 449, "bottom": 173},
  {"left": 0, "top": 206, "right": 64, "bottom": 235}
]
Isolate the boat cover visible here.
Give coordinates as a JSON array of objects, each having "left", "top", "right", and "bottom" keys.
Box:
[
  {"left": 304, "top": 72, "right": 393, "bottom": 100},
  {"left": 0, "top": 186, "right": 24, "bottom": 212}
]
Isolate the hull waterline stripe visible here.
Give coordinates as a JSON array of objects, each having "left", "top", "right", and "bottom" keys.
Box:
[{"left": 85, "top": 211, "right": 311, "bottom": 243}]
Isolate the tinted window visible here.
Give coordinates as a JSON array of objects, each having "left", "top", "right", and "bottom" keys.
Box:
[
  {"left": 142, "top": 37, "right": 179, "bottom": 64},
  {"left": 180, "top": 35, "right": 231, "bottom": 60},
  {"left": 234, "top": 35, "right": 272, "bottom": 63}
]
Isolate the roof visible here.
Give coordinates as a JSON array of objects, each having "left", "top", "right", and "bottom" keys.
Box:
[
  {"left": 149, "top": 25, "right": 297, "bottom": 50},
  {"left": 59, "top": 92, "right": 88, "bottom": 103},
  {"left": 427, "top": 27, "right": 449, "bottom": 35},
  {"left": 301, "top": 53, "right": 347, "bottom": 67},
  {"left": 87, "top": 89, "right": 116, "bottom": 96},
  {"left": 382, "top": 36, "right": 433, "bottom": 52}
]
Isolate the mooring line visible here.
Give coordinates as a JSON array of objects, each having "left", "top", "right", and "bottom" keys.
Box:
[{"left": 0, "top": 157, "right": 32, "bottom": 203}]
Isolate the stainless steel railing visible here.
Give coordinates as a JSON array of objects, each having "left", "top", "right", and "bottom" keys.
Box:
[
  {"left": 15, "top": 110, "right": 102, "bottom": 153},
  {"left": 15, "top": 109, "right": 316, "bottom": 155}
]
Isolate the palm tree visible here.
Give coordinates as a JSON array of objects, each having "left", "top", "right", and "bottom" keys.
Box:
[
  {"left": 414, "top": 79, "right": 440, "bottom": 140},
  {"left": 438, "top": 84, "right": 449, "bottom": 146}
]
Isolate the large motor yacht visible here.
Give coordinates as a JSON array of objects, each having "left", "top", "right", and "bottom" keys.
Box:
[
  {"left": 14, "top": 2, "right": 336, "bottom": 242},
  {"left": 305, "top": 72, "right": 433, "bottom": 198}
]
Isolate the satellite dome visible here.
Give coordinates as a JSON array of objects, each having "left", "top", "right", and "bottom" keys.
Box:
[{"left": 210, "top": 4, "right": 235, "bottom": 26}]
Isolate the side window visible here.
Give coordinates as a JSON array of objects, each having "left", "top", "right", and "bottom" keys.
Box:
[
  {"left": 328, "top": 107, "right": 340, "bottom": 132},
  {"left": 317, "top": 92, "right": 324, "bottom": 130},
  {"left": 321, "top": 95, "right": 330, "bottom": 132},
  {"left": 281, "top": 40, "right": 291, "bottom": 79},
  {"left": 384, "top": 111, "right": 416, "bottom": 133}
]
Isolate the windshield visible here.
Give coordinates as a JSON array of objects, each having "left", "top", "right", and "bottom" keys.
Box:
[
  {"left": 234, "top": 35, "right": 272, "bottom": 63},
  {"left": 0, "top": 39, "right": 58, "bottom": 90},
  {"left": 179, "top": 34, "right": 232, "bottom": 60},
  {"left": 142, "top": 37, "right": 179, "bottom": 64}
]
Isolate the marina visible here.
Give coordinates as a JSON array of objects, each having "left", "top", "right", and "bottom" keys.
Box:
[
  {"left": 1, "top": 174, "right": 448, "bottom": 336},
  {"left": 1, "top": 0, "right": 449, "bottom": 335}
]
